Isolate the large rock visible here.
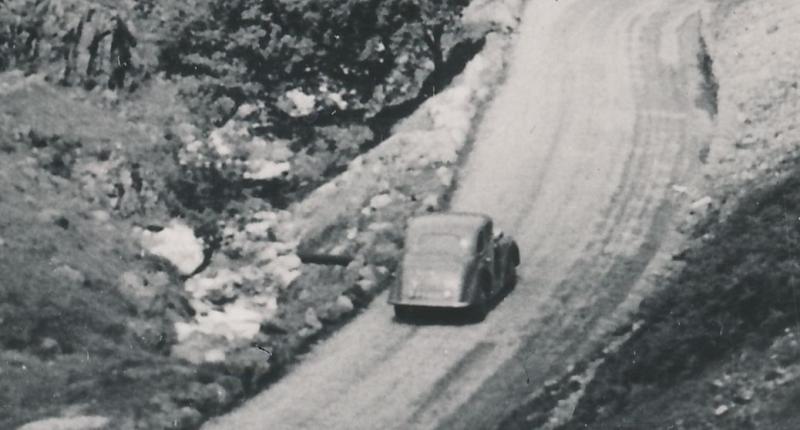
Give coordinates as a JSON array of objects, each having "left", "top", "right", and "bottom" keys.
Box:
[
  {"left": 138, "top": 220, "right": 205, "bottom": 275},
  {"left": 17, "top": 416, "right": 109, "bottom": 430}
]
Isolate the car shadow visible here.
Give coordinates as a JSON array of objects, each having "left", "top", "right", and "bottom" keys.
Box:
[
  {"left": 393, "top": 276, "right": 519, "bottom": 326},
  {"left": 394, "top": 307, "right": 478, "bottom": 326}
]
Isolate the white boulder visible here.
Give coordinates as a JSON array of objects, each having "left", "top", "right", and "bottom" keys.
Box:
[
  {"left": 244, "top": 160, "right": 290, "bottom": 180},
  {"left": 285, "top": 89, "right": 316, "bottom": 117},
  {"left": 138, "top": 220, "right": 205, "bottom": 275},
  {"left": 369, "top": 193, "right": 393, "bottom": 209}
]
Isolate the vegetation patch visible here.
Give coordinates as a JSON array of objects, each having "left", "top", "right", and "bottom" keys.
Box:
[{"left": 561, "top": 158, "right": 800, "bottom": 428}]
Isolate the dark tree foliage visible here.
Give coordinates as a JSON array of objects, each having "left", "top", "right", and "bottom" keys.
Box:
[{"left": 158, "top": 0, "right": 470, "bottom": 129}]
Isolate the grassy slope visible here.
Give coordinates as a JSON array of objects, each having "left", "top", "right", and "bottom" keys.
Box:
[
  {"left": 565, "top": 171, "right": 800, "bottom": 429},
  {"left": 0, "top": 76, "right": 200, "bottom": 428}
]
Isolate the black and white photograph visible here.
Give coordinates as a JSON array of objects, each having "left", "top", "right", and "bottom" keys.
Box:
[{"left": 2, "top": 0, "right": 800, "bottom": 429}]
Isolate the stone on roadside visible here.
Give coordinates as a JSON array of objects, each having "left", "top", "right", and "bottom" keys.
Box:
[
  {"left": 422, "top": 194, "right": 439, "bottom": 211},
  {"left": 436, "top": 166, "right": 453, "bottom": 187},
  {"left": 304, "top": 307, "right": 323, "bottom": 330},
  {"left": 370, "top": 193, "right": 393, "bottom": 209},
  {"left": 327, "top": 295, "right": 355, "bottom": 320},
  {"left": 244, "top": 160, "right": 290, "bottom": 180},
  {"left": 18, "top": 416, "right": 110, "bottom": 430},
  {"left": 355, "top": 265, "right": 379, "bottom": 294},
  {"left": 356, "top": 278, "right": 377, "bottom": 294}
]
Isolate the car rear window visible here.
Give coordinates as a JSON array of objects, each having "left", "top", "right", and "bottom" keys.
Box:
[{"left": 410, "top": 233, "right": 472, "bottom": 256}]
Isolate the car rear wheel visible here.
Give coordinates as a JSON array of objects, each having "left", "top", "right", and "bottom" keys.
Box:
[
  {"left": 467, "top": 287, "right": 489, "bottom": 322},
  {"left": 504, "top": 259, "right": 517, "bottom": 289},
  {"left": 509, "top": 240, "right": 520, "bottom": 267}
]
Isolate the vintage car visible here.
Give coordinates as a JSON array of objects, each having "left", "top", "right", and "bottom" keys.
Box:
[{"left": 388, "top": 212, "right": 520, "bottom": 321}]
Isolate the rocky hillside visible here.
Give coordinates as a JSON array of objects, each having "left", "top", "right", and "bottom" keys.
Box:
[{"left": 0, "top": 0, "right": 522, "bottom": 428}]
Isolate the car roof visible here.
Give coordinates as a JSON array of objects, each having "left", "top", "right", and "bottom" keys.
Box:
[{"left": 407, "top": 212, "right": 491, "bottom": 238}]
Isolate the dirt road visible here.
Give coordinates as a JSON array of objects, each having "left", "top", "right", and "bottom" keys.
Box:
[{"left": 203, "top": 0, "right": 710, "bottom": 428}]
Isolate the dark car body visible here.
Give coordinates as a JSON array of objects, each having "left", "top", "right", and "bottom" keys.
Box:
[{"left": 389, "top": 212, "right": 520, "bottom": 320}]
